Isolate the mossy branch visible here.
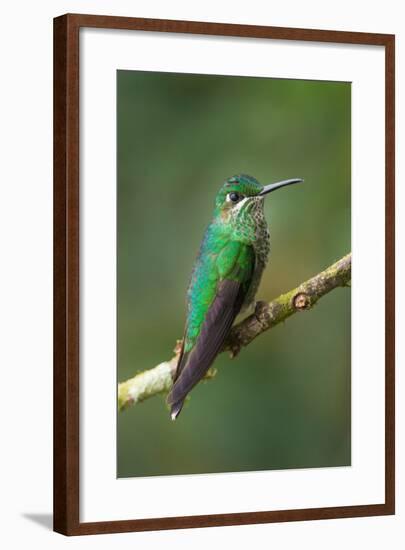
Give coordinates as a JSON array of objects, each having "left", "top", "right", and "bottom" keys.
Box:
[{"left": 118, "top": 253, "right": 351, "bottom": 412}]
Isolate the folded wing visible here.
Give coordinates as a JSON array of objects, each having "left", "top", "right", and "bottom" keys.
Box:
[{"left": 167, "top": 244, "right": 254, "bottom": 420}]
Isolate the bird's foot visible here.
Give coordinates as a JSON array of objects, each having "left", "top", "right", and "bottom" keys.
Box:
[
  {"left": 228, "top": 343, "right": 241, "bottom": 359},
  {"left": 173, "top": 339, "right": 183, "bottom": 356}
]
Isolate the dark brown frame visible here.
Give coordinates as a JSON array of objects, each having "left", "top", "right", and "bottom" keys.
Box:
[{"left": 54, "top": 13, "right": 395, "bottom": 536}]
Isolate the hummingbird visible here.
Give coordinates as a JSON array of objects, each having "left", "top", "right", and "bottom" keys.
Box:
[{"left": 167, "top": 174, "right": 303, "bottom": 420}]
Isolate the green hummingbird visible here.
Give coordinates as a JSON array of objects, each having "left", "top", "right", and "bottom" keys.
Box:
[{"left": 167, "top": 174, "right": 303, "bottom": 420}]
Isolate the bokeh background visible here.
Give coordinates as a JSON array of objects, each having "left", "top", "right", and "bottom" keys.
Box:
[{"left": 117, "top": 70, "right": 351, "bottom": 478}]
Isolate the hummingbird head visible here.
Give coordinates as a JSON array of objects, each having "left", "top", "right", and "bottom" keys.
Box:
[{"left": 215, "top": 174, "right": 303, "bottom": 224}]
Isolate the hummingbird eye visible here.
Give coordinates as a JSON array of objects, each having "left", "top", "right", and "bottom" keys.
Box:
[{"left": 228, "top": 192, "right": 241, "bottom": 203}]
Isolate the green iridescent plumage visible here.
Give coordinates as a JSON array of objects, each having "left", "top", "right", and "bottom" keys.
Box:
[{"left": 167, "top": 174, "right": 302, "bottom": 419}]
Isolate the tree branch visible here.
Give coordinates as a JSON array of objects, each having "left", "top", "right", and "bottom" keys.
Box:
[{"left": 118, "top": 253, "right": 351, "bottom": 412}]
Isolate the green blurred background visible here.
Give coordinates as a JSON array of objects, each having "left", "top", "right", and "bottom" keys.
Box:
[{"left": 117, "top": 70, "right": 351, "bottom": 478}]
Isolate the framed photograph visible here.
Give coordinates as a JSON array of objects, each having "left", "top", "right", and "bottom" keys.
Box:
[{"left": 53, "top": 13, "right": 395, "bottom": 535}]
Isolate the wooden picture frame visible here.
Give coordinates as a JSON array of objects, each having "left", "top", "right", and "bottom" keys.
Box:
[{"left": 53, "top": 13, "right": 395, "bottom": 535}]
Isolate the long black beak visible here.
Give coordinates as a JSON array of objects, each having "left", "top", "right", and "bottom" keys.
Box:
[{"left": 259, "top": 178, "right": 303, "bottom": 196}]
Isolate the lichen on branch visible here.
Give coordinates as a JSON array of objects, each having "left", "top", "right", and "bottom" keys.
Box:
[{"left": 118, "top": 253, "right": 351, "bottom": 412}]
